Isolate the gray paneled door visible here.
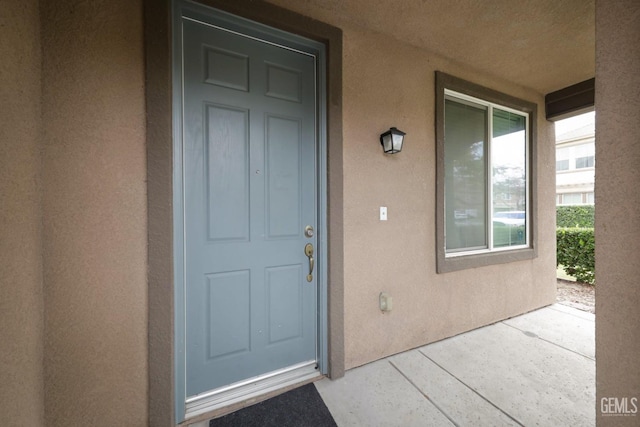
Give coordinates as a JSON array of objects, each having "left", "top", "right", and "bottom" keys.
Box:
[{"left": 182, "top": 18, "right": 318, "bottom": 397}]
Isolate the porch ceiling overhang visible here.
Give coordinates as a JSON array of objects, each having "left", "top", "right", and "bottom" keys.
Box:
[{"left": 267, "top": 0, "right": 595, "bottom": 95}]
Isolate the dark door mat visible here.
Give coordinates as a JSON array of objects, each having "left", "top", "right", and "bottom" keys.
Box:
[{"left": 210, "top": 383, "right": 337, "bottom": 427}]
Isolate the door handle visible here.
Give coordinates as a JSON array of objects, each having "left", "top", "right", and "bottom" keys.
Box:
[{"left": 304, "top": 243, "right": 314, "bottom": 282}]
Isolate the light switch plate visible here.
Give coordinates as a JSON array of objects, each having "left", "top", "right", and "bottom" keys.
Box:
[{"left": 380, "top": 206, "right": 387, "bottom": 221}]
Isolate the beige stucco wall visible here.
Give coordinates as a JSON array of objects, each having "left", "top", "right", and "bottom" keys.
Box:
[
  {"left": 337, "top": 21, "right": 556, "bottom": 370},
  {"left": 0, "top": 0, "right": 44, "bottom": 425},
  {"left": 40, "top": 0, "right": 148, "bottom": 425},
  {"left": 269, "top": 0, "right": 557, "bottom": 369},
  {"left": 0, "top": 0, "right": 564, "bottom": 424},
  {"left": 595, "top": 1, "right": 640, "bottom": 425},
  {"left": 4, "top": 0, "right": 639, "bottom": 424}
]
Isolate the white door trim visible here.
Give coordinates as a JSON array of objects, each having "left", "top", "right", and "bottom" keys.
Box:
[{"left": 185, "top": 361, "right": 319, "bottom": 419}]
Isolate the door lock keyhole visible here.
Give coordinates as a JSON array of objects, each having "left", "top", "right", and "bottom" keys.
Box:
[{"left": 304, "top": 225, "right": 314, "bottom": 238}]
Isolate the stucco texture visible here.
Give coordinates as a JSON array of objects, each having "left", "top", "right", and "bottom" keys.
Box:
[
  {"left": 595, "top": 1, "right": 640, "bottom": 425},
  {"left": 268, "top": 0, "right": 594, "bottom": 94},
  {"left": 0, "top": 0, "right": 602, "bottom": 424},
  {"left": 339, "top": 27, "right": 556, "bottom": 369},
  {"left": 40, "top": 0, "right": 148, "bottom": 425},
  {"left": 0, "top": 0, "right": 44, "bottom": 425},
  {"left": 268, "top": 0, "right": 557, "bottom": 370}
]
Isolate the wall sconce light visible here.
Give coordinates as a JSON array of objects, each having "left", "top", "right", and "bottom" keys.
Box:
[{"left": 379, "top": 127, "right": 406, "bottom": 154}]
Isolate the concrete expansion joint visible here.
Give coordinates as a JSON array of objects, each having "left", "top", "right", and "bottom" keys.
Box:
[
  {"left": 549, "top": 305, "right": 595, "bottom": 322},
  {"left": 388, "top": 359, "right": 460, "bottom": 427},
  {"left": 416, "top": 349, "right": 526, "bottom": 427},
  {"left": 501, "top": 321, "right": 595, "bottom": 362},
  {"left": 388, "top": 351, "right": 526, "bottom": 427}
]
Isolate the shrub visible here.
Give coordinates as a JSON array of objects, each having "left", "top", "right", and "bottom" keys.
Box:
[
  {"left": 556, "top": 227, "right": 595, "bottom": 284},
  {"left": 556, "top": 205, "right": 595, "bottom": 228},
  {"left": 493, "top": 224, "right": 526, "bottom": 247}
]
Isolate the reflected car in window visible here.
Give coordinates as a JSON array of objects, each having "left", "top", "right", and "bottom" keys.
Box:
[{"left": 492, "top": 211, "right": 525, "bottom": 227}]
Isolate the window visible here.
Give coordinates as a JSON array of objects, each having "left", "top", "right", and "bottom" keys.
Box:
[
  {"left": 556, "top": 142, "right": 595, "bottom": 171},
  {"left": 585, "top": 192, "right": 594, "bottom": 204},
  {"left": 557, "top": 192, "right": 594, "bottom": 206},
  {"left": 573, "top": 142, "right": 595, "bottom": 169},
  {"left": 436, "top": 72, "right": 536, "bottom": 273},
  {"left": 561, "top": 193, "right": 583, "bottom": 205},
  {"left": 556, "top": 147, "right": 570, "bottom": 171},
  {"left": 575, "top": 155, "right": 594, "bottom": 169}
]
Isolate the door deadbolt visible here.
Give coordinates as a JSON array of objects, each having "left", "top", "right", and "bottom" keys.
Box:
[{"left": 304, "top": 225, "right": 314, "bottom": 238}]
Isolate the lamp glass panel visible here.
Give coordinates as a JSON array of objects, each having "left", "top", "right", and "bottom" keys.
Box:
[
  {"left": 382, "top": 134, "right": 393, "bottom": 152},
  {"left": 392, "top": 134, "right": 403, "bottom": 151}
]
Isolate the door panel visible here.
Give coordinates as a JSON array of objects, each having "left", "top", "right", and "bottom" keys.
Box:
[
  {"left": 266, "top": 115, "right": 302, "bottom": 239},
  {"left": 266, "top": 265, "right": 303, "bottom": 344},
  {"left": 206, "top": 271, "right": 251, "bottom": 358},
  {"left": 205, "top": 104, "right": 250, "bottom": 242},
  {"left": 182, "top": 18, "right": 318, "bottom": 398}
]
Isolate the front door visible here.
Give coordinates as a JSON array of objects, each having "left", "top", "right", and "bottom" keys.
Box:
[{"left": 180, "top": 9, "right": 321, "bottom": 407}]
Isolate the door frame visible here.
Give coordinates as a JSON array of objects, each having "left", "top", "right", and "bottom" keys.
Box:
[
  {"left": 145, "top": 0, "right": 343, "bottom": 424},
  {"left": 170, "top": 0, "right": 329, "bottom": 423}
]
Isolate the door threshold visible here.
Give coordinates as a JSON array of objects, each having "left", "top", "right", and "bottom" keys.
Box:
[{"left": 184, "top": 361, "right": 320, "bottom": 420}]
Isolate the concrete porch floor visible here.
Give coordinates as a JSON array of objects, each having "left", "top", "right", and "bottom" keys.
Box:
[{"left": 315, "top": 304, "right": 595, "bottom": 426}]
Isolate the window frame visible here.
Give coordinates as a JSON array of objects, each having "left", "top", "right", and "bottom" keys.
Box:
[{"left": 436, "top": 72, "right": 538, "bottom": 273}]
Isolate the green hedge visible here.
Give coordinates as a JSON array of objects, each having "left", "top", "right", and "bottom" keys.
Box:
[
  {"left": 557, "top": 205, "right": 595, "bottom": 228},
  {"left": 556, "top": 227, "right": 595, "bottom": 284},
  {"left": 493, "top": 224, "right": 526, "bottom": 247}
]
